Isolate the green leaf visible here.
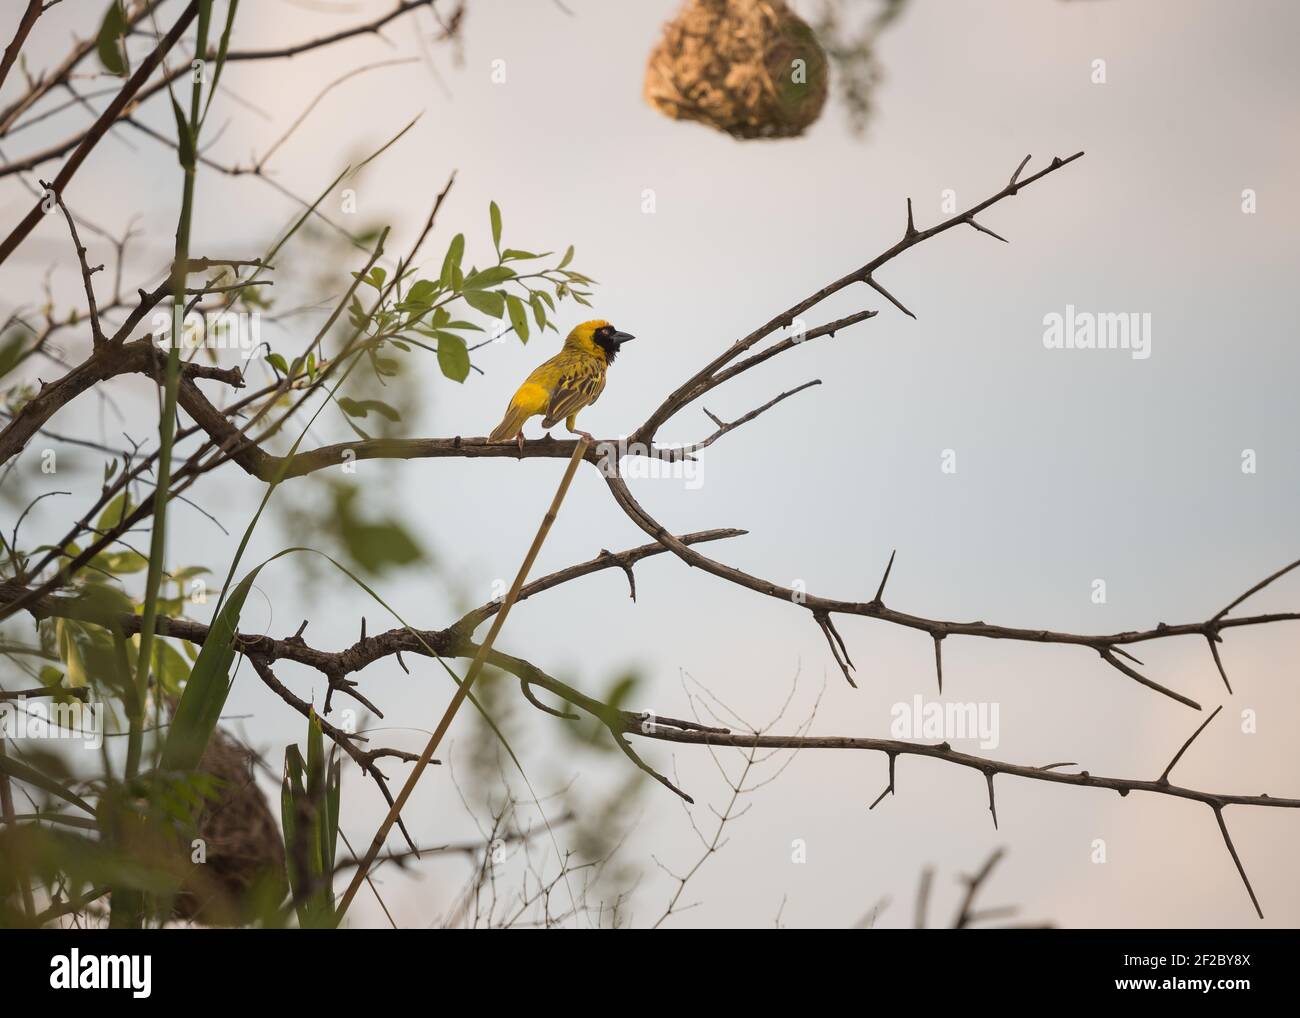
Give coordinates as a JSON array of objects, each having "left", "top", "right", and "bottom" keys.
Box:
[
  {"left": 336, "top": 397, "right": 400, "bottom": 422},
  {"left": 439, "top": 233, "right": 465, "bottom": 289},
  {"left": 347, "top": 296, "right": 370, "bottom": 331},
  {"left": 155, "top": 595, "right": 185, "bottom": 616},
  {"left": 501, "top": 248, "right": 547, "bottom": 262},
  {"left": 68, "top": 579, "right": 134, "bottom": 618},
  {"left": 96, "top": 492, "right": 131, "bottom": 531},
  {"left": 558, "top": 244, "right": 575, "bottom": 269},
  {"left": 55, "top": 620, "right": 89, "bottom": 687},
  {"left": 489, "top": 201, "right": 502, "bottom": 255},
  {"left": 406, "top": 279, "right": 439, "bottom": 306},
  {"left": 462, "top": 265, "right": 515, "bottom": 290},
  {"left": 603, "top": 673, "right": 640, "bottom": 711},
  {"left": 505, "top": 294, "right": 530, "bottom": 344},
  {"left": 0, "top": 332, "right": 25, "bottom": 378},
  {"left": 436, "top": 332, "right": 470, "bottom": 382},
  {"left": 171, "top": 565, "right": 211, "bottom": 581},
  {"left": 267, "top": 352, "right": 289, "bottom": 375},
  {"left": 529, "top": 292, "right": 547, "bottom": 330},
  {"left": 152, "top": 639, "right": 191, "bottom": 695},
  {"left": 170, "top": 96, "right": 195, "bottom": 170},
  {"left": 96, "top": 1, "right": 129, "bottom": 77},
  {"left": 94, "top": 550, "right": 147, "bottom": 575},
  {"left": 462, "top": 288, "right": 505, "bottom": 319},
  {"left": 342, "top": 521, "right": 423, "bottom": 573}
]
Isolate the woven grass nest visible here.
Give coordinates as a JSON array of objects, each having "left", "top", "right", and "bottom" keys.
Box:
[
  {"left": 171, "top": 726, "right": 286, "bottom": 925},
  {"left": 644, "top": 0, "right": 829, "bottom": 139}
]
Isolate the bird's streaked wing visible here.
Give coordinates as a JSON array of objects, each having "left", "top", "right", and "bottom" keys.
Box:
[{"left": 544, "top": 362, "right": 605, "bottom": 424}]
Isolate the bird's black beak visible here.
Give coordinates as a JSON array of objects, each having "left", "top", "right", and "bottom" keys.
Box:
[{"left": 610, "top": 330, "right": 635, "bottom": 345}]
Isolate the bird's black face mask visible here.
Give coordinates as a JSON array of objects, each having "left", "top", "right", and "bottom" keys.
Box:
[{"left": 594, "top": 324, "right": 635, "bottom": 363}]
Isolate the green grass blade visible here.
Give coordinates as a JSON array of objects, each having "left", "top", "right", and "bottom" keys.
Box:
[
  {"left": 158, "top": 566, "right": 262, "bottom": 774},
  {"left": 0, "top": 752, "right": 94, "bottom": 814}
]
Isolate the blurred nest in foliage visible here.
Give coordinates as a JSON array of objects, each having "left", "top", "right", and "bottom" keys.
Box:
[
  {"left": 644, "top": 0, "right": 829, "bottom": 139},
  {"left": 171, "top": 726, "right": 285, "bottom": 925}
]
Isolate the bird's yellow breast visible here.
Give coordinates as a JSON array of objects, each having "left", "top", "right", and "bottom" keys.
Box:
[{"left": 508, "top": 380, "right": 551, "bottom": 416}]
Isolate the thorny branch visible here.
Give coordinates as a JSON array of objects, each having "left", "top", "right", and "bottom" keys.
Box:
[
  {"left": 2, "top": 550, "right": 1292, "bottom": 917},
  {"left": 1, "top": 58, "right": 1294, "bottom": 928}
]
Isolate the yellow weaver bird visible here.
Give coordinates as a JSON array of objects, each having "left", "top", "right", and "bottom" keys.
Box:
[{"left": 488, "top": 319, "right": 635, "bottom": 451}]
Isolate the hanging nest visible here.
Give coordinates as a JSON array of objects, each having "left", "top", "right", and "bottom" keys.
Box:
[
  {"left": 644, "top": 0, "right": 829, "bottom": 139},
  {"left": 171, "top": 726, "right": 287, "bottom": 925}
]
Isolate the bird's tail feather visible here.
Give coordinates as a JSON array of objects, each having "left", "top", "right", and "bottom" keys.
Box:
[{"left": 489, "top": 404, "right": 530, "bottom": 443}]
